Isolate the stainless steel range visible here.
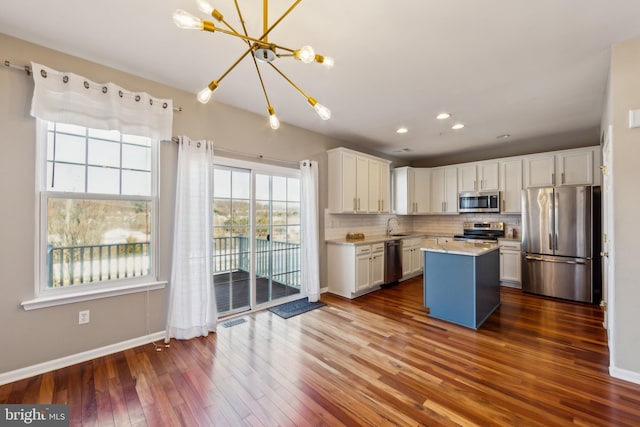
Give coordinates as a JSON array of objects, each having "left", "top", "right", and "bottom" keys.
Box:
[{"left": 454, "top": 222, "right": 504, "bottom": 243}]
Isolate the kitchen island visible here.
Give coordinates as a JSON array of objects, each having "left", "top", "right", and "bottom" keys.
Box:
[{"left": 422, "top": 241, "right": 500, "bottom": 329}]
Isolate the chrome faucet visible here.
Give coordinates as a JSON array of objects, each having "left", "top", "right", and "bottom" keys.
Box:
[{"left": 386, "top": 217, "right": 399, "bottom": 236}]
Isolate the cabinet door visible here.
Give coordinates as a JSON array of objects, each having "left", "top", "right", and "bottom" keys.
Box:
[
  {"left": 458, "top": 164, "right": 478, "bottom": 192},
  {"left": 368, "top": 160, "right": 381, "bottom": 213},
  {"left": 500, "top": 160, "right": 522, "bottom": 213},
  {"left": 413, "top": 168, "right": 431, "bottom": 214},
  {"left": 355, "top": 251, "right": 371, "bottom": 291},
  {"left": 430, "top": 168, "right": 445, "bottom": 213},
  {"left": 379, "top": 162, "right": 391, "bottom": 213},
  {"left": 402, "top": 246, "right": 413, "bottom": 276},
  {"left": 355, "top": 156, "right": 369, "bottom": 212},
  {"left": 340, "top": 151, "right": 358, "bottom": 212},
  {"left": 557, "top": 150, "right": 593, "bottom": 186},
  {"left": 443, "top": 167, "right": 458, "bottom": 213},
  {"left": 411, "top": 247, "right": 423, "bottom": 274},
  {"left": 524, "top": 155, "right": 555, "bottom": 187},
  {"left": 370, "top": 251, "right": 385, "bottom": 286},
  {"left": 479, "top": 162, "right": 499, "bottom": 191},
  {"left": 500, "top": 249, "right": 521, "bottom": 283}
]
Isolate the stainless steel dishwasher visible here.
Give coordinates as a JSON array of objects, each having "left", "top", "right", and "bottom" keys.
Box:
[{"left": 384, "top": 240, "right": 402, "bottom": 284}]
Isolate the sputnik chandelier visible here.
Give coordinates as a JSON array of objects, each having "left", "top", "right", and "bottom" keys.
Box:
[{"left": 173, "top": 0, "right": 333, "bottom": 129}]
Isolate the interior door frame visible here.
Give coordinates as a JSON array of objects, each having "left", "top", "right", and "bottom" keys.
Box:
[{"left": 601, "top": 127, "right": 613, "bottom": 336}]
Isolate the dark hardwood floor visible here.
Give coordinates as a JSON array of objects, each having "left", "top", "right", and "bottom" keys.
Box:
[{"left": 2, "top": 277, "right": 640, "bottom": 426}]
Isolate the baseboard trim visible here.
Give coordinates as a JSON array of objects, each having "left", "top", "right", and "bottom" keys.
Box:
[
  {"left": 610, "top": 365, "right": 640, "bottom": 385},
  {"left": 0, "top": 331, "right": 165, "bottom": 386}
]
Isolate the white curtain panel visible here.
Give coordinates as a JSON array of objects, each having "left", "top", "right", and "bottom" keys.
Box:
[
  {"left": 300, "top": 160, "right": 320, "bottom": 302},
  {"left": 29, "top": 62, "right": 173, "bottom": 140},
  {"left": 166, "top": 137, "right": 217, "bottom": 340}
]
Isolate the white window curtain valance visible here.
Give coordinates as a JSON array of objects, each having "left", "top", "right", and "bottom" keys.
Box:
[{"left": 29, "top": 62, "right": 173, "bottom": 141}]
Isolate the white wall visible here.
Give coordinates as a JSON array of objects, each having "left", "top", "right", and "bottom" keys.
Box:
[{"left": 606, "top": 35, "right": 640, "bottom": 379}]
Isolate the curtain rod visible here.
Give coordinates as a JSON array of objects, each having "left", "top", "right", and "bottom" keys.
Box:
[
  {"left": 170, "top": 136, "right": 300, "bottom": 167},
  {"left": 3, "top": 60, "right": 183, "bottom": 113}
]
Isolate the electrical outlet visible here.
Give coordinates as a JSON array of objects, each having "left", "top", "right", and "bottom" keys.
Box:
[{"left": 78, "top": 310, "right": 90, "bottom": 325}]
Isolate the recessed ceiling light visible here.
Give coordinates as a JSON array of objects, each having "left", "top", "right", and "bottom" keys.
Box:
[
  {"left": 496, "top": 134, "right": 511, "bottom": 139},
  {"left": 436, "top": 112, "right": 451, "bottom": 120},
  {"left": 451, "top": 123, "right": 464, "bottom": 130},
  {"left": 396, "top": 127, "right": 408, "bottom": 134}
]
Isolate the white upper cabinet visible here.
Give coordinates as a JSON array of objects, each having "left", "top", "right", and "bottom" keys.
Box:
[
  {"left": 430, "top": 166, "right": 458, "bottom": 214},
  {"left": 393, "top": 167, "right": 430, "bottom": 215},
  {"left": 328, "top": 148, "right": 391, "bottom": 213},
  {"left": 557, "top": 149, "right": 594, "bottom": 186},
  {"left": 368, "top": 159, "right": 390, "bottom": 213},
  {"left": 499, "top": 159, "right": 523, "bottom": 213},
  {"left": 523, "top": 147, "right": 600, "bottom": 188},
  {"left": 458, "top": 162, "right": 499, "bottom": 192}
]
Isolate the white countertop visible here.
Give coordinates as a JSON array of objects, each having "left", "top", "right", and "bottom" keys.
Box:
[
  {"left": 421, "top": 240, "right": 499, "bottom": 257},
  {"left": 326, "top": 233, "right": 432, "bottom": 246}
]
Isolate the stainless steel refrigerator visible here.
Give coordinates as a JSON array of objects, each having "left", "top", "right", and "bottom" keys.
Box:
[{"left": 521, "top": 186, "right": 601, "bottom": 303}]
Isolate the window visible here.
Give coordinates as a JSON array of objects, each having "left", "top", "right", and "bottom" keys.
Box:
[{"left": 36, "top": 121, "right": 158, "bottom": 295}]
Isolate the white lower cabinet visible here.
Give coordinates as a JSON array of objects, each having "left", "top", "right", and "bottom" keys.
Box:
[
  {"left": 401, "top": 237, "right": 424, "bottom": 279},
  {"left": 499, "top": 240, "right": 521, "bottom": 287},
  {"left": 328, "top": 242, "right": 385, "bottom": 298}
]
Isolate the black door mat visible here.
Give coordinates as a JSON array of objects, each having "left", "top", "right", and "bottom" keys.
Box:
[{"left": 268, "top": 298, "right": 326, "bottom": 319}]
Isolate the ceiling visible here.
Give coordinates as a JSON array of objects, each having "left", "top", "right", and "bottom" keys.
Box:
[{"left": 2, "top": 0, "right": 640, "bottom": 162}]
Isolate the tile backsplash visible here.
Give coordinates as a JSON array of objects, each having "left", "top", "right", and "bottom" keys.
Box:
[{"left": 325, "top": 209, "right": 521, "bottom": 240}]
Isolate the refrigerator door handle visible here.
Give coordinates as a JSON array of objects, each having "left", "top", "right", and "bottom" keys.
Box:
[
  {"left": 525, "top": 255, "right": 586, "bottom": 265},
  {"left": 554, "top": 189, "right": 559, "bottom": 251},
  {"left": 548, "top": 234, "right": 553, "bottom": 250}
]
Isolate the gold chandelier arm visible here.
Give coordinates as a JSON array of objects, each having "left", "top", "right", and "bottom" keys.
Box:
[
  {"left": 263, "top": 0, "right": 268, "bottom": 43},
  {"left": 230, "top": 0, "right": 272, "bottom": 107},
  {"left": 267, "top": 62, "right": 310, "bottom": 101},
  {"left": 217, "top": 47, "right": 254, "bottom": 83},
  {"left": 259, "top": 0, "right": 302, "bottom": 42}
]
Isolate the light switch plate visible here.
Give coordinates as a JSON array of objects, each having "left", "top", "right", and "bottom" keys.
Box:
[{"left": 629, "top": 109, "right": 640, "bottom": 128}]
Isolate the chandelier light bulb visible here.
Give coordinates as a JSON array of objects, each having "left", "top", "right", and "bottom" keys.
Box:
[
  {"left": 322, "top": 56, "right": 335, "bottom": 68},
  {"left": 195, "top": 0, "right": 214, "bottom": 15},
  {"left": 267, "top": 106, "right": 280, "bottom": 130},
  {"left": 173, "top": 9, "right": 204, "bottom": 30},
  {"left": 197, "top": 87, "right": 213, "bottom": 104},
  {"left": 313, "top": 103, "right": 331, "bottom": 120},
  {"left": 296, "top": 45, "right": 316, "bottom": 64}
]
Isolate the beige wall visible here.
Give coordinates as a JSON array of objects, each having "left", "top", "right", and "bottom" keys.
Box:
[
  {"left": 0, "top": 33, "right": 365, "bottom": 374},
  {"left": 607, "top": 35, "right": 640, "bottom": 375}
]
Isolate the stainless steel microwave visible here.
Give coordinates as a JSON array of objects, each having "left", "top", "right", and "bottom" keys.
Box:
[{"left": 458, "top": 191, "right": 500, "bottom": 213}]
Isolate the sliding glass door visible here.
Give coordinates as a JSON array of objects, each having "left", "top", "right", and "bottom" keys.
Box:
[{"left": 213, "top": 161, "right": 301, "bottom": 316}]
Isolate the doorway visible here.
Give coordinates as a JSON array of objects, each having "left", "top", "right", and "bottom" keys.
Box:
[{"left": 212, "top": 161, "right": 302, "bottom": 316}]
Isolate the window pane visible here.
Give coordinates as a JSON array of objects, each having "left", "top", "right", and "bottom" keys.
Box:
[
  {"left": 46, "top": 198, "right": 151, "bottom": 287},
  {"left": 88, "top": 128, "right": 121, "bottom": 141},
  {"left": 272, "top": 202, "right": 287, "bottom": 225},
  {"left": 48, "top": 163, "right": 85, "bottom": 192},
  {"left": 272, "top": 176, "right": 287, "bottom": 201},
  {"left": 88, "top": 167, "right": 120, "bottom": 194},
  {"left": 231, "top": 200, "right": 250, "bottom": 226},
  {"left": 122, "top": 170, "right": 151, "bottom": 196},
  {"left": 122, "top": 144, "right": 151, "bottom": 171},
  {"left": 56, "top": 123, "right": 86, "bottom": 136},
  {"left": 256, "top": 225, "right": 269, "bottom": 240},
  {"left": 287, "top": 178, "right": 300, "bottom": 202},
  {"left": 53, "top": 133, "right": 86, "bottom": 164},
  {"left": 213, "top": 199, "right": 231, "bottom": 222},
  {"left": 122, "top": 134, "right": 152, "bottom": 146},
  {"left": 255, "top": 201, "right": 269, "bottom": 227},
  {"left": 287, "top": 202, "right": 300, "bottom": 225},
  {"left": 255, "top": 174, "right": 269, "bottom": 201},
  {"left": 272, "top": 226, "right": 287, "bottom": 242},
  {"left": 88, "top": 139, "right": 120, "bottom": 167},
  {"left": 231, "top": 171, "right": 250, "bottom": 199},
  {"left": 213, "top": 169, "right": 231, "bottom": 198},
  {"left": 288, "top": 225, "right": 301, "bottom": 244}
]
